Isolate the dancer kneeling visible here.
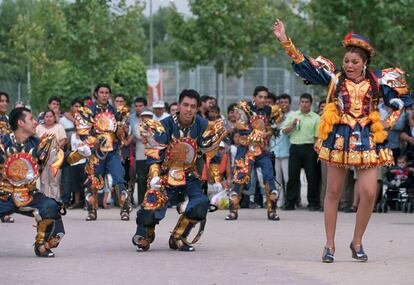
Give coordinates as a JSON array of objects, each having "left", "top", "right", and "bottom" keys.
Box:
[{"left": 132, "top": 89, "right": 227, "bottom": 252}]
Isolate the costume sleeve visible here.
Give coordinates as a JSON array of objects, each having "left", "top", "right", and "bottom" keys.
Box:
[
  {"left": 199, "top": 119, "right": 228, "bottom": 163},
  {"left": 115, "top": 105, "right": 129, "bottom": 144},
  {"left": 234, "top": 101, "right": 251, "bottom": 134},
  {"left": 36, "top": 133, "right": 64, "bottom": 177},
  {"left": 140, "top": 119, "right": 168, "bottom": 180},
  {"left": 270, "top": 104, "right": 284, "bottom": 125},
  {"left": 280, "top": 38, "right": 335, "bottom": 87},
  {"left": 74, "top": 106, "right": 97, "bottom": 148},
  {"left": 379, "top": 68, "right": 413, "bottom": 129}
]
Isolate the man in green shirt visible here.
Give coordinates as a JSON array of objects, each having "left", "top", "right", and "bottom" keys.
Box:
[{"left": 283, "top": 93, "right": 321, "bottom": 210}]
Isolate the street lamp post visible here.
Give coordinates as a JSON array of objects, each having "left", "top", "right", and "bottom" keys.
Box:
[{"left": 149, "top": 0, "right": 153, "bottom": 66}]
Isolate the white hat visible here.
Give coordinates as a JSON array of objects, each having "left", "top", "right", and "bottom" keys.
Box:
[
  {"left": 219, "top": 141, "right": 226, "bottom": 148},
  {"left": 152, "top": 100, "right": 165, "bottom": 108},
  {"left": 141, "top": 110, "right": 154, "bottom": 117}
]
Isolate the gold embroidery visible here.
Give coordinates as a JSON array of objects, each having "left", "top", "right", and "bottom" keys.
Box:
[{"left": 344, "top": 79, "right": 370, "bottom": 118}]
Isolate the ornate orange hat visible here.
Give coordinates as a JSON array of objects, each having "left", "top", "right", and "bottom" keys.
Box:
[{"left": 342, "top": 32, "right": 375, "bottom": 56}]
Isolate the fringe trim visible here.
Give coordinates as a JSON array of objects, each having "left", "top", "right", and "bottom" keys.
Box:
[
  {"left": 369, "top": 111, "right": 387, "bottom": 143},
  {"left": 318, "top": 103, "right": 341, "bottom": 140}
]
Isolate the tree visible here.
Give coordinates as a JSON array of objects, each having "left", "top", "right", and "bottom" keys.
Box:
[
  {"left": 169, "top": 0, "right": 279, "bottom": 77},
  {"left": 0, "top": 0, "right": 149, "bottom": 112},
  {"left": 298, "top": 0, "right": 414, "bottom": 85},
  {"left": 141, "top": 6, "right": 177, "bottom": 64},
  {"left": 61, "top": 0, "right": 146, "bottom": 89},
  {"left": 110, "top": 55, "right": 148, "bottom": 103}
]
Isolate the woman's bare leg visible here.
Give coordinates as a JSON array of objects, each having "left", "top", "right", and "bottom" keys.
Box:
[
  {"left": 352, "top": 167, "right": 378, "bottom": 246},
  {"left": 324, "top": 165, "right": 347, "bottom": 248}
]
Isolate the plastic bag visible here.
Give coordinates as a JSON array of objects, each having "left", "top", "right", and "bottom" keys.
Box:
[{"left": 210, "top": 189, "right": 229, "bottom": 210}]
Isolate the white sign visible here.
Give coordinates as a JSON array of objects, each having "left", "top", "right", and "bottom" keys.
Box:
[{"left": 147, "top": 69, "right": 160, "bottom": 87}]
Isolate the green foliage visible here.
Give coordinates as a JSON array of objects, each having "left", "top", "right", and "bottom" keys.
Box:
[
  {"left": 299, "top": 0, "right": 414, "bottom": 85},
  {"left": 141, "top": 6, "right": 176, "bottom": 64},
  {"left": 31, "top": 60, "right": 92, "bottom": 112},
  {"left": 110, "top": 55, "right": 148, "bottom": 104},
  {"left": 168, "top": 0, "right": 305, "bottom": 77},
  {"left": 0, "top": 0, "right": 147, "bottom": 113}
]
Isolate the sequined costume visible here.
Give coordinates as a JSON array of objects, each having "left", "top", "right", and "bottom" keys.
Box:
[
  {"left": 132, "top": 113, "right": 226, "bottom": 251},
  {"left": 75, "top": 102, "right": 130, "bottom": 221},
  {"left": 0, "top": 133, "right": 67, "bottom": 257},
  {"left": 279, "top": 37, "right": 412, "bottom": 168},
  {"left": 227, "top": 101, "right": 283, "bottom": 220},
  {"left": 0, "top": 114, "right": 10, "bottom": 137}
]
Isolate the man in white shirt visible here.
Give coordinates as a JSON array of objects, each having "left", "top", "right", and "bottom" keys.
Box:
[{"left": 152, "top": 100, "right": 170, "bottom": 121}]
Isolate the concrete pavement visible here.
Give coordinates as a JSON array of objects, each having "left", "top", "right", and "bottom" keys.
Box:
[{"left": 1, "top": 208, "right": 414, "bottom": 285}]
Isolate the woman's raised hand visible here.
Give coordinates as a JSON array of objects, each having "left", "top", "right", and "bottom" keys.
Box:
[{"left": 272, "top": 19, "right": 288, "bottom": 42}]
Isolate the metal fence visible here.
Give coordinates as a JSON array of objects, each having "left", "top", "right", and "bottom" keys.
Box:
[
  {"left": 1, "top": 57, "right": 324, "bottom": 112},
  {"left": 156, "top": 57, "right": 320, "bottom": 111},
  {"left": 0, "top": 80, "right": 28, "bottom": 108}
]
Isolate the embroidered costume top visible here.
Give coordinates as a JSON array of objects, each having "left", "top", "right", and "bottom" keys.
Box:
[
  {"left": 280, "top": 36, "right": 413, "bottom": 168},
  {"left": 141, "top": 113, "right": 227, "bottom": 188},
  {"left": 235, "top": 101, "right": 283, "bottom": 156},
  {"left": 74, "top": 102, "right": 127, "bottom": 190},
  {"left": 75, "top": 102, "right": 126, "bottom": 153},
  {"left": 0, "top": 133, "right": 64, "bottom": 207},
  {"left": 0, "top": 115, "right": 10, "bottom": 137}
]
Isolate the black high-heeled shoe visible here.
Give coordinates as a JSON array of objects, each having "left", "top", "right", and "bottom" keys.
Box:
[
  {"left": 350, "top": 242, "right": 368, "bottom": 262},
  {"left": 225, "top": 212, "right": 238, "bottom": 221},
  {"left": 322, "top": 247, "right": 335, "bottom": 263}
]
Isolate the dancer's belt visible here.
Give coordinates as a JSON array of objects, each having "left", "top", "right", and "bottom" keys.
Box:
[{"left": 0, "top": 184, "right": 37, "bottom": 207}]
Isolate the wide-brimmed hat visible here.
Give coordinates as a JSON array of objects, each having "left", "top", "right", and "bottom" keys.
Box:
[
  {"left": 141, "top": 109, "right": 154, "bottom": 117},
  {"left": 342, "top": 32, "right": 374, "bottom": 56},
  {"left": 152, "top": 100, "right": 165, "bottom": 108}
]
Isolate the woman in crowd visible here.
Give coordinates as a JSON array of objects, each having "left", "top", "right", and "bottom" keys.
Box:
[{"left": 36, "top": 109, "right": 67, "bottom": 201}]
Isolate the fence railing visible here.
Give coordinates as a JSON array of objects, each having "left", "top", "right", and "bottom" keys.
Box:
[{"left": 154, "top": 58, "right": 317, "bottom": 110}]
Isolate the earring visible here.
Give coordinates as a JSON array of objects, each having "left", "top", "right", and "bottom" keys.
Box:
[{"left": 362, "top": 65, "right": 367, "bottom": 78}]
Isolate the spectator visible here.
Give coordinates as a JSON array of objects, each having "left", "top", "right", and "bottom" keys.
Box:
[
  {"left": 283, "top": 93, "right": 321, "bottom": 211},
  {"left": 266, "top": 92, "right": 277, "bottom": 105},
  {"left": 400, "top": 110, "right": 414, "bottom": 162},
  {"left": 168, "top": 102, "right": 178, "bottom": 116},
  {"left": 14, "top": 100, "right": 26, "bottom": 108},
  {"left": 225, "top": 103, "right": 239, "bottom": 134},
  {"left": 379, "top": 101, "right": 409, "bottom": 163},
  {"left": 113, "top": 93, "right": 134, "bottom": 205},
  {"left": 130, "top": 97, "right": 150, "bottom": 205},
  {"left": 36, "top": 109, "right": 67, "bottom": 201},
  {"left": 206, "top": 105, "right": 221, "bottom": 121},
  {"left": 67, "top": 131, "right": 87, "bottom": 209},
  {"left": 59, "top": 98, "right": 83, "bottom": 207},
  {"left": 113, "top": 94, "right": 127, "bottom": 108},
  {"left": 270, "top": 93, "right": 292, "bottom": 207},
  {"left": 38, "top": 96, "right": 62, "bottom": 124},
  {"left": 60, "top": 98, "right": 83, "bottom": 145},
  {"left": 0, "top": 91, "right": 14, "bottom": 223},
  {"left": 208, "top": 97, "right": 217, "bottom": 108},
  {"left": 198, "top": 95, "right": 212, "bottom": 118},
  {"left": 152, "top": 100, "right": 169, "bottom": 121}
]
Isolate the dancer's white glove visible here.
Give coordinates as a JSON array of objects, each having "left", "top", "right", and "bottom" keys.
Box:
[
  {"left": 77, "top": 145, "right": 92, "bottom": 157},
  {"left": 149, "top": 176, "right": 162, "bottom": 190}
]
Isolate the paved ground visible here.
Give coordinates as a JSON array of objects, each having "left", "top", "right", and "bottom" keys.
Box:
[{"left": 1, "top": 207, "right": 414, "bottom": 285}]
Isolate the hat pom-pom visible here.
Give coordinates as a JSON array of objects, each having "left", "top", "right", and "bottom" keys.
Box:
[{"left": 344, "top": 32, "right": 353, "bottom": 41}]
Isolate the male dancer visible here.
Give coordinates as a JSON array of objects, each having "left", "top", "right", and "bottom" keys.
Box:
[
  {"left": 226, "top": 86, "right": 283, "bottom": 221},
  {"left": 132, "top": 89, "right": 226, "bottom": 251},
  {"left": 0, "top": 107, "right": 89, "bottom": 257},
  {"left": 75, "top": 83, "right": 130, "bottom": 221}
]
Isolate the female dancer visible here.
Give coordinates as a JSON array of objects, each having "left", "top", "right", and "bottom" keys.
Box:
[{"left": 273, "top": 19, "right": 412, "bottom": 262}]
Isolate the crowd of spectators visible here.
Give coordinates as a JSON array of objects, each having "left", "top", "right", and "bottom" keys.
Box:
[{"left": 5, "top": 87, "right": 414, "bottom": 213}]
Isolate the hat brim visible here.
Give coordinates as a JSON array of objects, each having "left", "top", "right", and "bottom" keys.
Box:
[{"left": 342, "top": 39, "right": 375, "bottom": 56}]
